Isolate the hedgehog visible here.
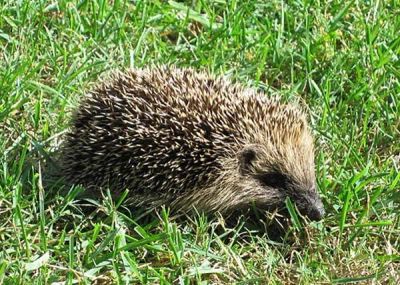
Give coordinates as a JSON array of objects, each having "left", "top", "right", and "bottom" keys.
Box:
[{"left": 61, "top": 66, "right": 325, "bottom": 221}]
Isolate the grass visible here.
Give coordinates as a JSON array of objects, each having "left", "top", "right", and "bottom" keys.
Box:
[{"left": 0, "top": 0, "right": 399, "bottom": 284}]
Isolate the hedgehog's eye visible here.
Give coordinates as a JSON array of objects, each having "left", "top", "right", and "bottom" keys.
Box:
[{"left": 257, "top": 172, "right": 288, "bottom": 189}]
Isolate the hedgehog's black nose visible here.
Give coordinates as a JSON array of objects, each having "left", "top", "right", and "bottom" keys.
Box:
[
  {"left": 303, "top": 190, "right": 325, "bottom": 221},
  {"left": 292, "top": 191, "right": 325, "bottom": 221},
  {"left": 307, "top": 205, "right": 325, "bottom": 221}
]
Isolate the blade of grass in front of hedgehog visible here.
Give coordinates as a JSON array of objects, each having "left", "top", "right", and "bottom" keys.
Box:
[{"left": 285, "top": 197, "right": 302, "bottom": 231}]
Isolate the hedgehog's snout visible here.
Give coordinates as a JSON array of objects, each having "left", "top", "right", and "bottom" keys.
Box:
[
  {"left": 294, "top": 190, "right": 325, "bottom": 221},
  {"left": 306, "top": 202, "right": 325, "bottom": 221}
]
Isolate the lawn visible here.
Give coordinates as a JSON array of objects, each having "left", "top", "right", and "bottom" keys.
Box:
[{"left": 0, "top": 0, "right": 399, "bottom": 284}]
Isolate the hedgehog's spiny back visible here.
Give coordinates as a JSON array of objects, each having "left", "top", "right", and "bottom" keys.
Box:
[{"left": 63, "top": 67, "right": 241, "bottom": 195}]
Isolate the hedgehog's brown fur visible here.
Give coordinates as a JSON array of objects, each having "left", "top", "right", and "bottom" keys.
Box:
[{"left": 62, "top": 66, "right": 325, "bottom": 221}]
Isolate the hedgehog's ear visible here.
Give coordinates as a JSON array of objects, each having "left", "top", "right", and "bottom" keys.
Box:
[{"left": 238, "top": 144, "right": 261, "bottom": 175}]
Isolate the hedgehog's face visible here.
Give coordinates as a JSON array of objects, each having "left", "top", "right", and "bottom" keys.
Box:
[{"left": 237, "top": 138, "right": 325, "bottom": 221}]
